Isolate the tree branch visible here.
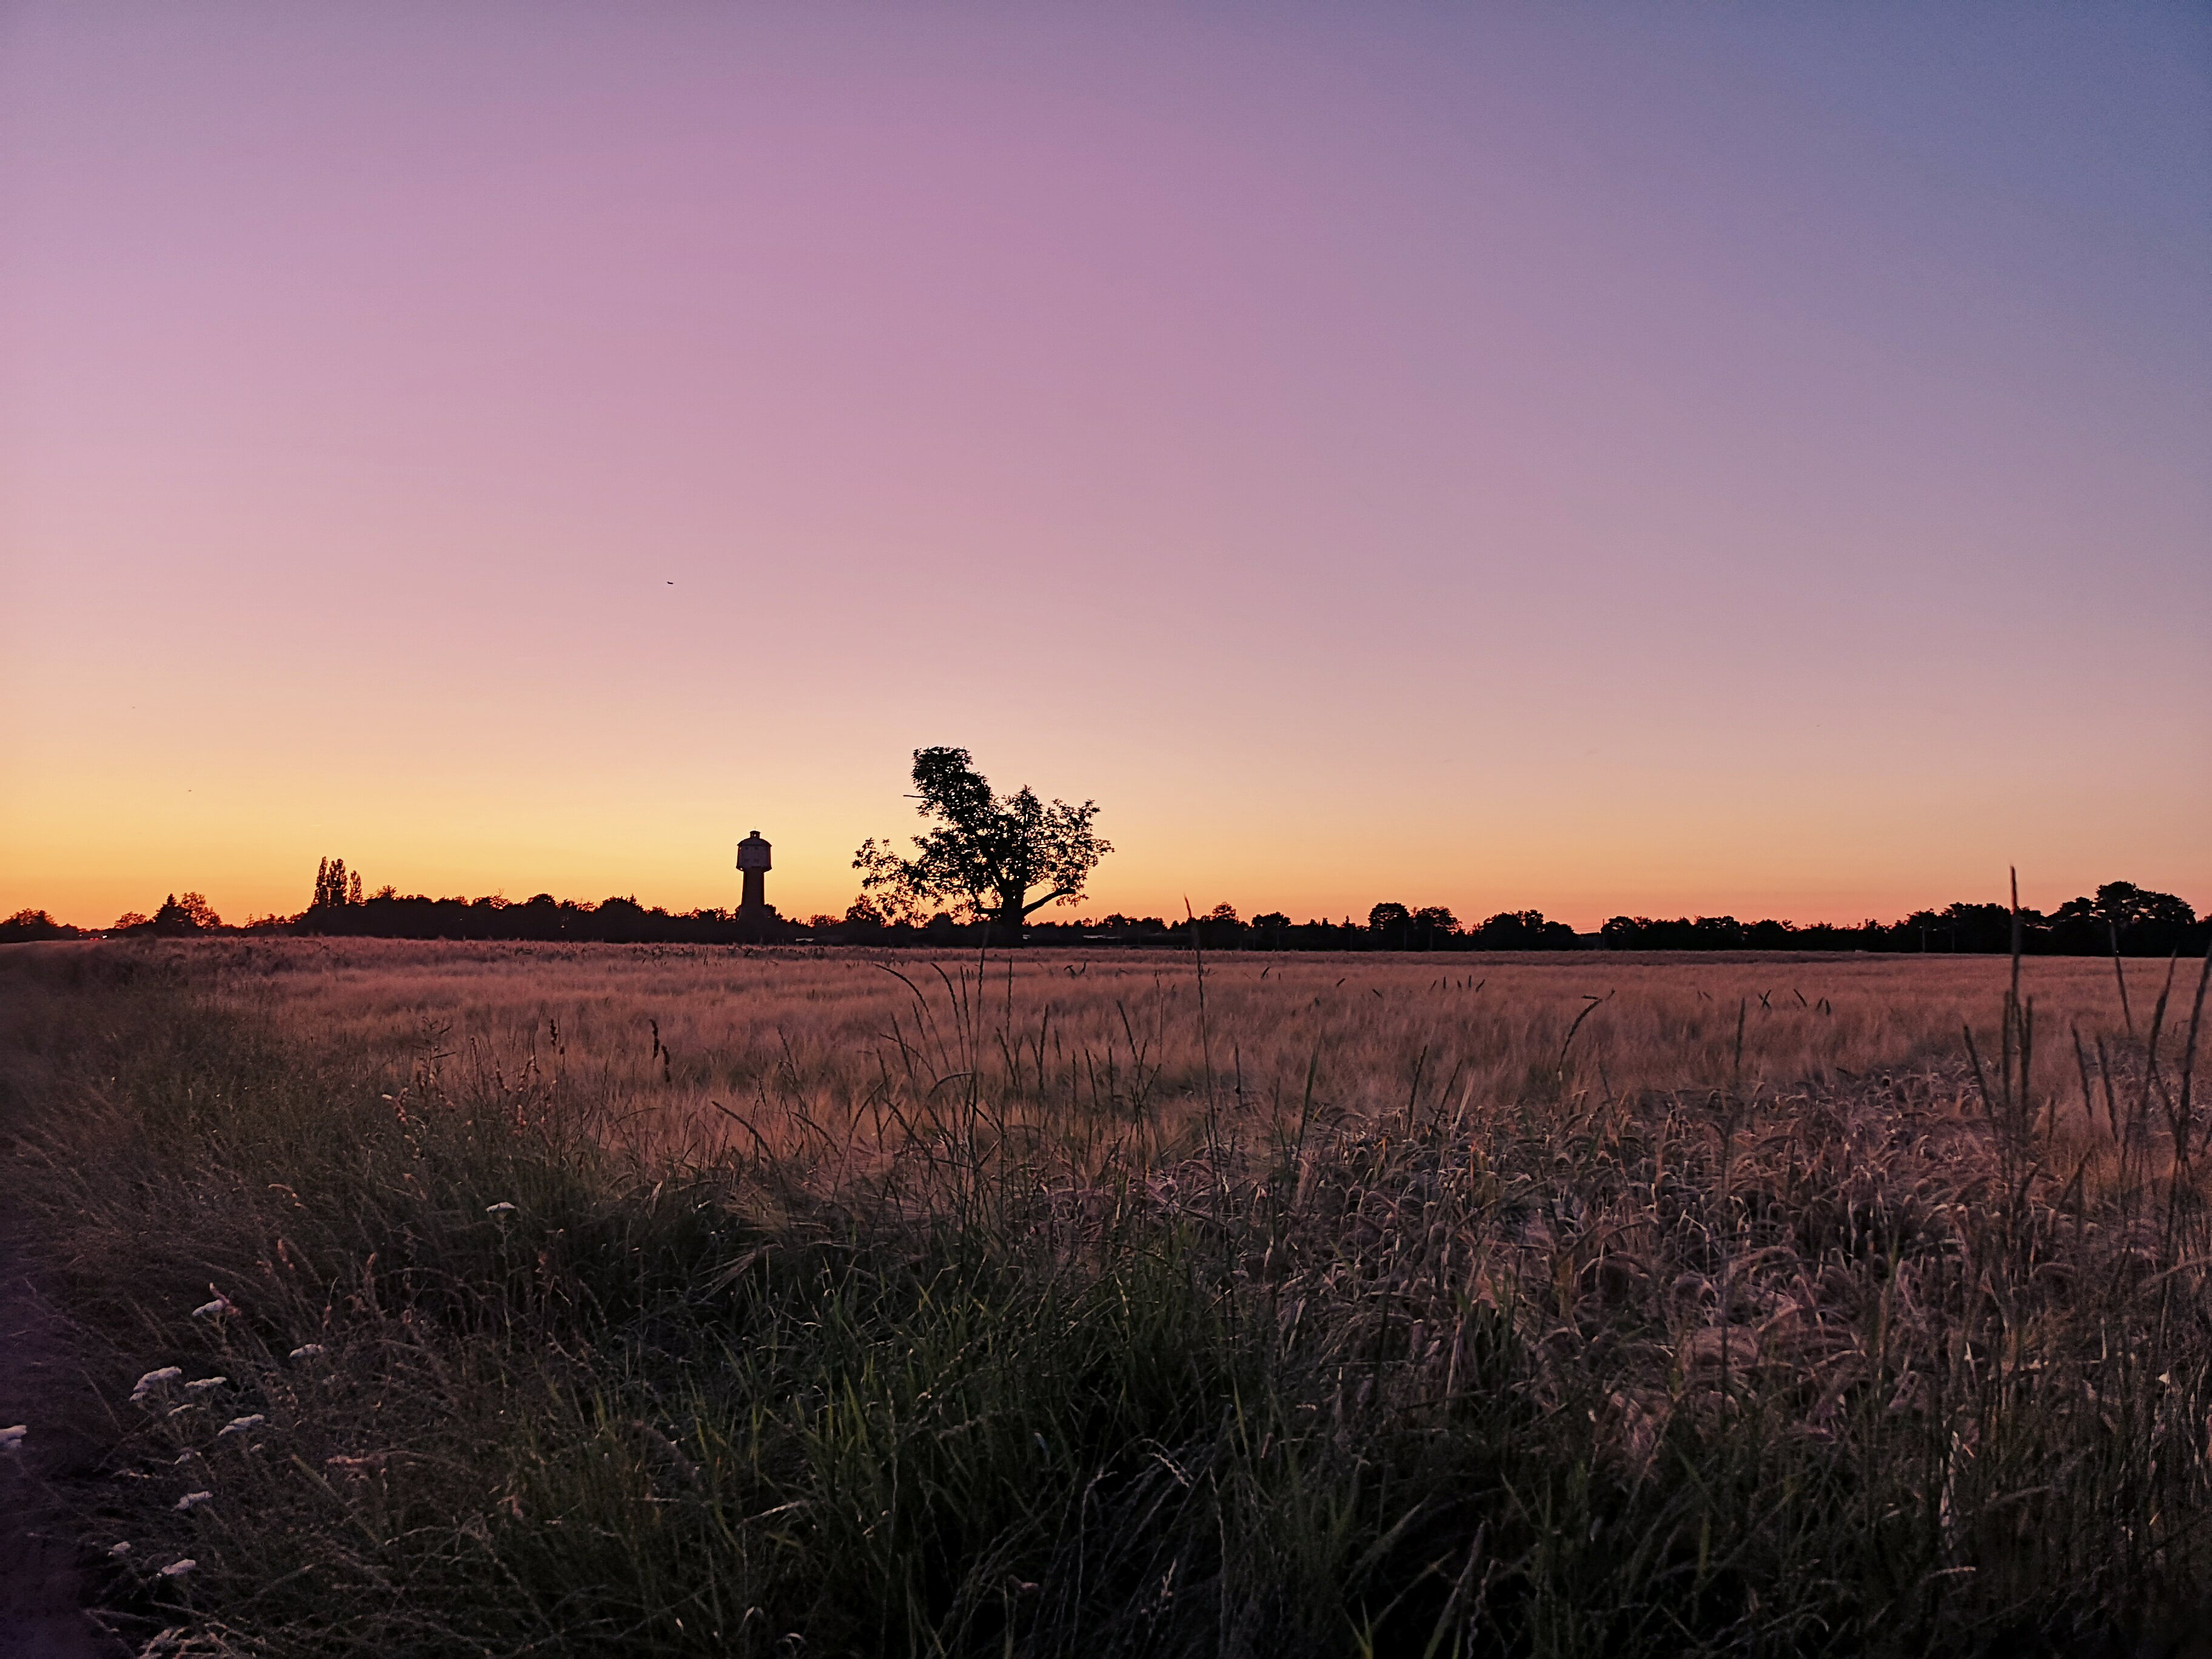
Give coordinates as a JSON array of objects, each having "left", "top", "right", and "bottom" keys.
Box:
[{"left": 1021, "top": 886, "right": 1076, "bottom": 916}]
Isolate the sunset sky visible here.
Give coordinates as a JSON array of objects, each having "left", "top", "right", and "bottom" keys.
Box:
[{"left": 4, "top": 4, "right": 2207, "bottom": 930}]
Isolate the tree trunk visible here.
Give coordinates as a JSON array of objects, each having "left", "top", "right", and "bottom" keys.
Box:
[{"left": 994, "top": 895, "right": 1027, "bottom": 947}]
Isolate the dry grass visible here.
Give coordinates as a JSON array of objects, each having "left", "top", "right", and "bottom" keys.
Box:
[
  {"left": 2, "top": 939, "right": 2207, "bottom": 1657},
  {"left": 201, "top": 937, "right": 2147, "bottom": 1148}
]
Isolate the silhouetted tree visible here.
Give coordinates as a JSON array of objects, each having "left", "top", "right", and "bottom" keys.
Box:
[
  {"left": 1935, "top": 903, "right": 2014, "bottom": 953},
  {"left": 311, "top": 857, "right": 363, "bottom": 912},
  {"left": 1475, "top": 910, "right": 1578, "bottom": 950},
  {"left": 1410, "top": 906, "right": 1460, "bottom": 949},
  {"left": 1190, "top": 903, "right": 1247, "bottom": 950},
  {"left": 151, "top": 892, "right": 221, "bottom": 934},
  {"left": 1368, "top": 902, "right": 1412, "bottom": 949},
  {"left": 2051, "top": 882, "right": 2196, "bottom": 955},
  {"left": 0, "top": 909, "right": 80, "bottom": 941},
  {"left": 854, "top": 746, "right": 1111, "bottom": 944},
  {"left": 2095, "top": 881, "right": 2190, "bottom": 932}
]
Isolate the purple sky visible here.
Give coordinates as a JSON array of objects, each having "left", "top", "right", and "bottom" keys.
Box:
[{"left": 4, "top": 3, "right": 2207, "bottom": 927}]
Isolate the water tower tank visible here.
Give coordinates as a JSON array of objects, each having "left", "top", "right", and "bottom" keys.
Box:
[{"left": 736, "top": 831, "right": 771, "bottom": 873}]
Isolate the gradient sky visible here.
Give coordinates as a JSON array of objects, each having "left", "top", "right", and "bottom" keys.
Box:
[{"left": 4, "top": 2, "right": 2207, "bottom": 930}]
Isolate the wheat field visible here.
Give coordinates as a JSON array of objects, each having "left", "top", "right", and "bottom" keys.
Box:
[
  {"left": 4, "top": 938, "right": 2207, "bottom": 1657},
  {"left": 207, "top": 938, "right": 2154, "bottom": 1152}
]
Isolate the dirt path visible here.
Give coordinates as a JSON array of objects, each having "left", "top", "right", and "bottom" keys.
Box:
[{"left": 0, "top": 1250, "right": 121, "bottom": 1659}]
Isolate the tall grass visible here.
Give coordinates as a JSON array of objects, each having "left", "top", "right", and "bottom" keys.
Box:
[
  {"left": 1, "top": 939, "right": 2208, "bottom": 1657},
  {"left": 187, "top": 939, "right": 2153, "bottom": 1173}
]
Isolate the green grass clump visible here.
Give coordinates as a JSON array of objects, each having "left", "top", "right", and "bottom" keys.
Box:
[{"left": 1, "top": 943, "right": 2207, "bottom": 1657}]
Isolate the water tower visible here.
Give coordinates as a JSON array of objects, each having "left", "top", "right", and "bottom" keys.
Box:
[{"left": 736, "top": 830, "right": 772, "bottom": 923}]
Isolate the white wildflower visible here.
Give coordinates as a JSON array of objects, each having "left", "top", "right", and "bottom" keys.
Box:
[
  {"left": 130, "top": 1367, "right": 183, "bottom": 1403},
  {"left": 190, "top": 1298, "right": 234, "bottom": 1321},
  {"left": 216, "top": 1415, "right": 264, "bottom": 1437},
  {"left": 107, "top": 1541, "right": 132, "bottom": 1557},
  {"left": 175, "top": 1492, "right": 212, "bottom": 1511},
  {"left": 288, "top": 1344, "right": 326, "bottom": 1361},
  {"left": 183, "top": 1377, "right": 227, "bottom": 1394},
  {"left": 173, "top": 1452, "right": 198, "bottom": 1464},
  {"left": 485, "top": 1202, "right": 517, "bottom": 1216},
  {"left": 0, "top": 1424, "right": 25, "bottom": 1451},
  {"left": 159, "top": 1558, "right": 196, "bottom": 1577}
]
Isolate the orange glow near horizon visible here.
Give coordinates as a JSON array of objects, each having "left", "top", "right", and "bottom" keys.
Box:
[
  {"left": 5, "top": 744, "right": 2197, "bottom": 935},
  {"left": 3, "top": 5, "right": 2207, "bottom": 933}
]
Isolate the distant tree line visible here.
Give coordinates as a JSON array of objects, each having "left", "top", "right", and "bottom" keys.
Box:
[
  {"left": 255, "top": 894, "right": 1585, "bottom": 949},
  {"left": 293, "top": 887, "right": 782, "bottom": 945},
  {"left": 1056, "top": 903, "right": 1583, "bottom": 953},
  {"left": 1597, "top": 882, "right": 2204, "bottom": 957},
  {"left": 4, "top": 875, "right": 2202, "bottom": 956},
  {"left": 3, "top": 893, "right": 223, "bottom": 940}
]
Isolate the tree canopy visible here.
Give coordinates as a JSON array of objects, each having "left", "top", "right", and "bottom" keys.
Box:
[
  {"left": 312, "top": 857, "right": 363, "bottom": 911},
  {"left": 853, "top": 746, "right": 1110, "bottom": 943},
  {"left": 150, "top": 892, "right": 221, "bottom": 933}
]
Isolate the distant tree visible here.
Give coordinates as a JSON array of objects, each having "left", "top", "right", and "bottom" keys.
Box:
[
  {"left": 854, "top": 746, "right": 1111, "bottom": 944},
  {"left": 111, "top": 910, "right": 152, "bottom": 931},
  {"left": 1250, "top": 911, "right": 1292, "bottom": 949},
  {"left": 1190, "top": 903, "right": 1247, "bottom": 950},
  {"left": 842, "top": 894, "right": 888, "bottom": 933},
  {"left": 2050, "top": 881, "right": 2196, "bottom": 954},
  {"left": 2088, "top": 881, "right": 2192, "bottom": 931},
  {"left": 151, "top": 892, "right": 221, "bottom": 933},
  {"left": 2079, "top": 889, "right": 2185, "bottom": 942},
  {"left": 1410, "top": 905, "right": 1460, "bottom": 949},
  {"left": 0, "top": 908, "right": 81, "bottom": 941},
  {"left": 592, "top": 896, "right": 648, "bottom": 941},
  {"left": 311, "top": 857, "right": 363, "bottom": 912},
  {"left": 1476, "top": 910, "right": 1576, "bottom": 950},
  {"left": 1368, "top": 902, "right": 1412, "bottom": 948},
  {"left": 1939, "top": 902, "right": 2016, "bottom": 953}
]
